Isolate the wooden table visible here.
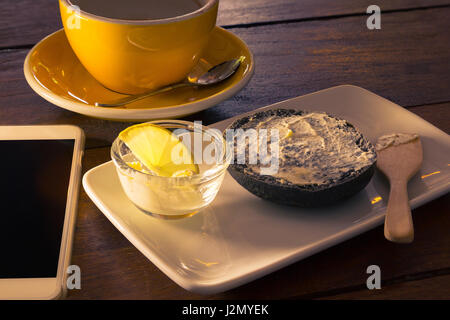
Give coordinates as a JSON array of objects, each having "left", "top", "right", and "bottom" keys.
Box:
[{"left": 1, "top": 0, "right": 449, "bottom": 300}]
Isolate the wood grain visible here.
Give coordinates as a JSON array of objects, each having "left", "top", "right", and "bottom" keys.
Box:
[
  {"left": 219, "top": 0, "right": 450, "bottom": 27},
  {"left": 1, "top": 8, "right": 449, "bottom": 149},
  {"left": 319, "top": 273, "right": 450, "bottom": 299},
  {"left": 66, "top": 147, "right": 450, "bottom": 299},
  {"left": 1, "top": 0, "right": 450, "bottom": 48},
  {"left": 196, "top": 7, "right": 450, "bottom": 122}
]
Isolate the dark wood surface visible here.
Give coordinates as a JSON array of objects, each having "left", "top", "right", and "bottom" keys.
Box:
[
  {"left": 0, "top": 0, "right": 449, "bottom": 300},
  {"left": 3, "top": 0, "right": 450, "bottom": 48}
]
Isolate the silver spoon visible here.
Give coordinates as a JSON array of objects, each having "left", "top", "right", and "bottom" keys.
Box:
[{"left": 95, "top": 56, "right": 244, "bottom": 108}]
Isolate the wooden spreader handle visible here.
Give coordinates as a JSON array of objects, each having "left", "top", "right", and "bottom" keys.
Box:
[{"left": 384, "top": 179, "right": 414, "bottom": 243}]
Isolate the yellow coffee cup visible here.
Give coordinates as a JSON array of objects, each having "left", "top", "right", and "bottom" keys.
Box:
[{"left": 59, "top": 0, "right": 218, "bottom": 95}]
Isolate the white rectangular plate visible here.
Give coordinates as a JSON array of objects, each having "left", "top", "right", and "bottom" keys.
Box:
[{"left": 83, "top": 85, "right": 450, "bottom": 294}]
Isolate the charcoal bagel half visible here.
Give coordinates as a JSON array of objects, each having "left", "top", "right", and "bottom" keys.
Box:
[{"left": 225, "top": 109, "right": 377, "bottom": 207}]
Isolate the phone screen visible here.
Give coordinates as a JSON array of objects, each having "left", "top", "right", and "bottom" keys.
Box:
[{"left": 0, "top": 139, "right": 75, "bottom": 278}]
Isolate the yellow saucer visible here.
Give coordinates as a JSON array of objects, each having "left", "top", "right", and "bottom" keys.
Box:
[{"left": 24, "top": 27, "right": 254, "bottom": 121}]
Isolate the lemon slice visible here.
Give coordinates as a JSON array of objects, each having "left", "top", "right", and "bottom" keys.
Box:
[
  {"left": 119, "top": 123, "right": 199, "bottom": 177},
  {"left": 126, "top": 161, "right": 149, "bottom": 173}
]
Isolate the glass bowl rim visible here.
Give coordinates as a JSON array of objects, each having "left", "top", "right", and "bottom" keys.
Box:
[{"left": 111, "top": 119, "right": 231, "bottom": 181}]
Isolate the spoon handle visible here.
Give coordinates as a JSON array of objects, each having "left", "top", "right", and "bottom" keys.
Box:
[
  {"left": 95, "top": 82, "right": 189, "bottom": 107},
  {"left": 384, "top": 179, "right": 414, "bottom": 243}
]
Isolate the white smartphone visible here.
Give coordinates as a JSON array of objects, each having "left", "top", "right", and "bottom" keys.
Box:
[{"left": 0, "top": 125, "right": 84, "bottom": 299}]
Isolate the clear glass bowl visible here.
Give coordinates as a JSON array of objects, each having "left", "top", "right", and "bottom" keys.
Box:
[{"left": 111, "top": 120, "right": 231, "bottom": 219}]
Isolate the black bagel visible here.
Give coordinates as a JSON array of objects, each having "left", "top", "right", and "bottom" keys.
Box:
[{"left": 225, "top": 109, "right": 377, "bottom": 207}]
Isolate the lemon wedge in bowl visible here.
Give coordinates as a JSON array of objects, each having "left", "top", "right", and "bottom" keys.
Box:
[
  {"left": 111, "top": 120, "right": 231, "bottom": 218},
  {"left": 118, "top": 123, "right": 199, "bottom": 177}
]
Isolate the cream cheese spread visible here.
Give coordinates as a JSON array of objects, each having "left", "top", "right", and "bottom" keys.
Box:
[
  {"left": 375, "top": 133, "right": 419, "bottom": 151},
  {"left": 241, "top": 112, "right": 376, "bottom": 186}
]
